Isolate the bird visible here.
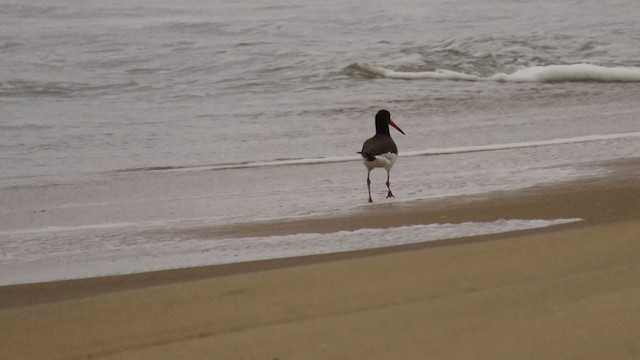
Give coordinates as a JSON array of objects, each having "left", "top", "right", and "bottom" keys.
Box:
[{"left": 358, "top": 109, "right": 405, "bottom": 203}]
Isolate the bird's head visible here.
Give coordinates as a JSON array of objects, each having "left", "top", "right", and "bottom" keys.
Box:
[{"left": 375, "top": 109, "right": 405, "bottom": 135}]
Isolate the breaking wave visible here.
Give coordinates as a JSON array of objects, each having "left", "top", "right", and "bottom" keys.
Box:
[{"left": 348, "top": 63, "right": 640, "bottom": 83}]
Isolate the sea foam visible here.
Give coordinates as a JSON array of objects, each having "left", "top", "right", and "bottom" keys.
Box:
[
  {"left": 116, "top": 131, "right": 640, "bottom": 173},
  {"left": 352, "top": 63, "right": 640, "bottom": 83},
  {"left": 491, "top": 64, "right": 640, "bottom": 82},
  {"left": 355, "top": 63, "right": 480, "bottom": 81},
  {"left": 0, "top": 218, "right": 581, "bottom": 285}
]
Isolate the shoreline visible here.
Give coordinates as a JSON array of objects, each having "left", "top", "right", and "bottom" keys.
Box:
[
  {"left": 1, "top": 157, "right": 638, "bottom": 309},
  {"left": 1, "top": 157, "right": 639, "bottom": 359}
]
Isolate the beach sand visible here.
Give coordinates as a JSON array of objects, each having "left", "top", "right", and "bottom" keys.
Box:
[{"left": 1, "top": 158, "right": 639, "bottom": 359}]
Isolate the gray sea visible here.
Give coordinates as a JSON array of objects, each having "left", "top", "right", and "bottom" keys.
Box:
[{"left": 2, "top": 0, "right": 640, "bottom": 284}]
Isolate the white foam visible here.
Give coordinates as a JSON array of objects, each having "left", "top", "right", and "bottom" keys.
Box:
[
  {"left": 110, "top": 131, "right": 640, "bottom": 175},
  {"left": 0, "top": 218, "right": 581, "bottom": 285},
  {"left": 358, "top": 63, "right": 480, "bottom": 81},
  {"left": 355, "top": 63, "right": 640, "bottom": 83},
  {"left": 148, "top": 156, "right": 365, "bottom": 172},
  {"left": 402, "top": 132, "right": 640, "bottom": 157},
  {"left": 0, "top": 222, "right": 149, "bottom": 235},
  {"left": 181, "top": 131, "right": 640, "bottom": 172},
  {"left": 492, "top": 64, "right": 640, "bottom": 82}
]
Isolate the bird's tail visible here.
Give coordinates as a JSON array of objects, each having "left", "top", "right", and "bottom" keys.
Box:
[{"left": 357, "top": 151, "right": 376, "bottom": 161}]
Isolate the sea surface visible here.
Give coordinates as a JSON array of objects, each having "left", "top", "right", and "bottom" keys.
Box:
[{"left": 2, "top": 0, "right": 640, "bottom": 284}]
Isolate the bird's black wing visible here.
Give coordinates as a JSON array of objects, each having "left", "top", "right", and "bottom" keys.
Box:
[{"left": 359, "top": 134, "right": 398, "bottom": 160}]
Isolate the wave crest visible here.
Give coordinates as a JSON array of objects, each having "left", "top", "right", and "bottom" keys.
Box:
[
  {"left": 0, "top": 79, "right": 139, "bottom": 98},
  {"left": 347, "top": 63, "right": 480, "bottom": 81},
  {"left": 347, "top": 63, "right": 640, "bottom": 83},
  {"left": 491, "top": 64, "right": 640, "bottom": 82}
]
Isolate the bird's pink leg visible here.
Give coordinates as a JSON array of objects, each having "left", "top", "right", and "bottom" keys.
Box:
[
  {"left": 386, "top": 171, "right": 394, "bottom": 198},
  {"left": 367, "top": 170, "right": 373, "bottom": 203}
]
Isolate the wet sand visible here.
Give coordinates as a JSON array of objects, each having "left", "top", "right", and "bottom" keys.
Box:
[{"left": 1, "top": 158, "right": 639, "bottom": 359}]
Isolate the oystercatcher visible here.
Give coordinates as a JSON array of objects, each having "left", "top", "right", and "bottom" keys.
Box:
[{"left": 359, "top": 110, "right": 405, "bottom": 203}]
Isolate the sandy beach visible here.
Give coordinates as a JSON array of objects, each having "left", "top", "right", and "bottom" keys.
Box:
[{"left": 1, "top": 158, "right": 639, "bottom": 359}]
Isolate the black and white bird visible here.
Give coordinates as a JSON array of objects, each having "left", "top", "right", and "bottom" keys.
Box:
[{"left": 359, "top": 109, "right": 405, "bottom": 203}]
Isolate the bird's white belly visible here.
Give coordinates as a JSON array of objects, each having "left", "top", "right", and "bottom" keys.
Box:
[{"left": 363, "top": 152, "right": 397, "bottom": 171}]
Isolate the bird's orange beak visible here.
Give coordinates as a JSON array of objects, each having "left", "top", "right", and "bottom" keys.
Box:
[{"left": 389, "top": 119, "right": 405, "bottom": 135}]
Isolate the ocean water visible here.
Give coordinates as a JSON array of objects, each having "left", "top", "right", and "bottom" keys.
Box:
[
  {"left": 2, "top": 0, "right": 640, "bottom": 283},
  {"left": 1, "top": 218, "right": 582, "bottom": 284}
]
